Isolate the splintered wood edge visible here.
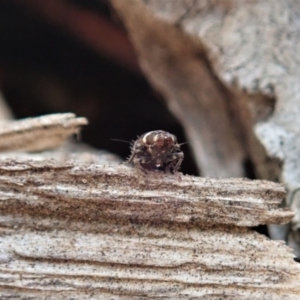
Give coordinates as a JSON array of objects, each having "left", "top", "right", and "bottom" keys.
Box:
[
  {"left": 0, "top": 113, "right": 88, "bottom": 152},
  {"left": 0, "top": 156, "right": 293, "bottom": 227},
  {"left": 0, "top": 156, "right": 299, "bottom": 298}
]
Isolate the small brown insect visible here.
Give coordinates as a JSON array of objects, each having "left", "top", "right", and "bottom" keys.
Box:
[{"left": 127, "top": 130, "right": 184, "bottom": 173}]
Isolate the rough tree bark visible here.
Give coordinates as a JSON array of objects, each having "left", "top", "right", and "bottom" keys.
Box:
[
  {"left": 0, "top": 113, "right": 299, "bottom": 298},
  {"left": 110, "top": 0, "right": 300, "bottom": 256}
]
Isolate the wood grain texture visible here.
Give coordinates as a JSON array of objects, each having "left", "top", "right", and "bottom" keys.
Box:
[
  {"left": 0, "top": 113, "right": 88, "bottom": 152},
  {"left": 0, "top": 158, "right": 292, "bottom": 227},
  {"left": 0, "top": 154, "right": 299, "bottom": 298}
]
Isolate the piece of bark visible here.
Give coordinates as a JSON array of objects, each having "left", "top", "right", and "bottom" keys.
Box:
[
  {"left": 0, "top": 113, "right": 88, "bottom": 152},
  {"left": 0, "top": 157, "right": 292, "bottom": 227},
  {"left": 110, "top": 0, "right": 300, "bottom": 255},
  {"left": 0, "top": 156, "right": 299, "bottom": 299}
]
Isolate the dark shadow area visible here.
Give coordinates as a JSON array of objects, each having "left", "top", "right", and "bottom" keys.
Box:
[{"left": 0, "top": 1, "right": 198, "bottom": 175}]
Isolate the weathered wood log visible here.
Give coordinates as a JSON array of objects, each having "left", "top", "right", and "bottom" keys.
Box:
[{"left": 0, "top": 156, "right": 298, "bottom": 299}]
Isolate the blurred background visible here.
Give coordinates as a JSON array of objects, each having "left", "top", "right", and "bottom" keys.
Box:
[{"left": 0, "top": 0, "right": 198, "bottom": 175}]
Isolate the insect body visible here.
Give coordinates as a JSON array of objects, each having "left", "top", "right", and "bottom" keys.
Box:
[{"left": 128, "top": 130, "right": 184, "bottom": 173}]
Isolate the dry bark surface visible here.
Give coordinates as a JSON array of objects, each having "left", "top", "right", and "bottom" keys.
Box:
[{"left": 0, "top": 113, "right": 299, "bottom": 299}]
